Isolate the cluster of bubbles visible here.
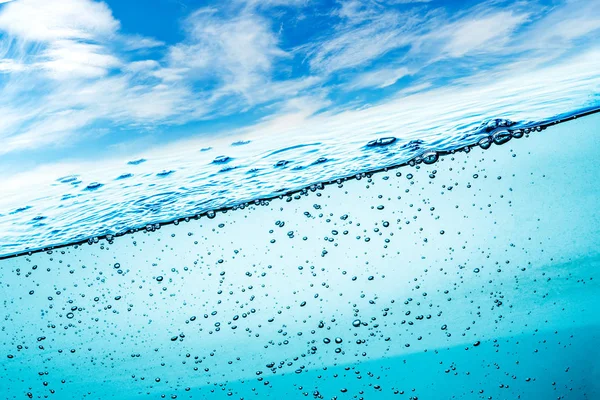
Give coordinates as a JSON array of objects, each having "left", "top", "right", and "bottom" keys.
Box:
[{"left": 0, "top": 117, "right": 597, "bottom": 399}]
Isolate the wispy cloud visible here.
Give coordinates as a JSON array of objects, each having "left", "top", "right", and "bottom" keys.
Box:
[
  {"left": 0, "top": 0, "right": 120, "bottom": 79},
  {"left": 122, "top": 35, "right": 165, "bottom": 51},
  {"left": 0, "top": 0, "right": 326, "bottom": 156},
  {"left": 238, "top": 0, "right": 309, "bottom": 9},
  {"left": 441, "top": 11, "right": 529, "bottom": 57},
  {"left": 348, "top": 66, "right": 411, "bottom": 89},
  {"left": 0, "top": 58, "right": 28, "bottom": 72},
  {"left": 301, "top": 0, "right": 533, "bottom": 88},
  {"left": 168, "top": 8, "right": 289, "bottom": 100},
  {"left": 305, "top": 3, "right": 424, "bottom": 74}
]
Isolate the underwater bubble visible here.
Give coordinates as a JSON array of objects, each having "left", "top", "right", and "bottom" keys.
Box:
[
  {"left": 492, "top": 130, "right": 512, "bottom": 145},
  {"left": 478, "top": 137, "right": 492, "bottom": 150},
  {"left": 511, "top": 129, "right": 524, "bottom": 138},
  {"left": 421, "top": 151, "right": 439, "bottom": 165}
]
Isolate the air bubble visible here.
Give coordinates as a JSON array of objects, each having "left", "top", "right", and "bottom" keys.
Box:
[{"left": 478, "top": 137, "right": 492, "bottom": 150}]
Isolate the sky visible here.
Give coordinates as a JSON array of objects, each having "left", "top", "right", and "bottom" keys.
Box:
[{"left": 0, "top": 0, "right": 599, "bottom": 175}]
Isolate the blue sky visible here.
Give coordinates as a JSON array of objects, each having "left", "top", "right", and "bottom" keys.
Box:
[{"left": 0, "top": 0, "right": 599, "bottom": 172}]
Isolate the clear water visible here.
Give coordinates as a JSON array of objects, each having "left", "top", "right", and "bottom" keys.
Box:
[{"left": 1, "top": 112, "right": 599, "bottom": 399}]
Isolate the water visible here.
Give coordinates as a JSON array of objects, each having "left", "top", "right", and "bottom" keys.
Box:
[
  {"left": 1, "top": 45, "right": 600, "bottom": 258},
  {"left": 1, "top": 112, "right": 599, "bottom": 399}
]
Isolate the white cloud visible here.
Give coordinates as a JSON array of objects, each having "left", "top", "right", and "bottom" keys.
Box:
[
  {"left": 306, "top": 9, "right": 421, "bottom": 74},
  {"left": 305, "top": 1, "right": 534, "bottom": 80},
  {"left": 161, "top": 7, "right": 322, "bottom": 111},
  {"left": 0, "top": 0, "right": 120, "bottom": 80},
  {"left": 335, "top": 0, "right": 381, "bottom": 23},
  {"left": 513, "top": 0, "right": 600, "bottom": 50},
  {"left": 122, "top": 35, "right": 165, "bottom": 51},
  {"left": 1, "top": 108, "right": 101, "bottom": 155},
  {"left": 553, "top": 17, "right": 600, "bottom": 40},
  {"left": 0, "top": 0, "right": 118, "bottom": 42},
  {"left": 125, "top": 60, "right": 160, "bottom": 73},
  {"left": 39, "top": 40, "right": 121, "bottom": 79},
  {"left": 0, "top": 1, "right": 324, "bottom": 155},
  {"left": 0, "top": 59, "right": 28, "bottom": 72},
  {"left": 348, "top": 66, "right": 411, "bottom": 89},
  {"left": 0, "top": 1, "right": 141, "bottom": 154},
  {"left": 443, "top": 11, "right": 529, "bottom": 57},
  {"left": 240, "top": 0, "right": 309, "bottom": 8},
  {"left": 171, "top": 9, "right": 288, "bottom": 98}
]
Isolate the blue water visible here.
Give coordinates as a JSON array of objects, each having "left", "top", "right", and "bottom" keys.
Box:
[{"left": 1, "top": 111, "right": 599, "bottom": 399}]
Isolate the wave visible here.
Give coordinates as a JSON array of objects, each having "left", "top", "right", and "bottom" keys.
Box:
[{"left": 0, "top": 105, "right": 599, "bottom": 259}]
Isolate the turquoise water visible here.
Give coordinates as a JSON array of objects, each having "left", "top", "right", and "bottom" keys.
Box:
[{"left": 1, "top": 112, "right": 598, "bottom": 399}]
